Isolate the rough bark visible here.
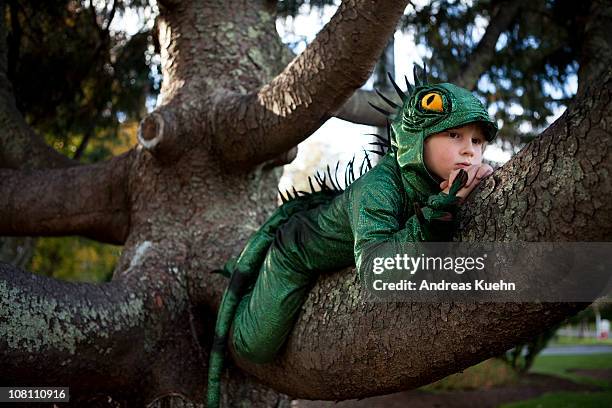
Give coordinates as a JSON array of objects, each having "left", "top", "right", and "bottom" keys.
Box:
[
  {"left": 0, "top": 0, "right": 610, "bottom": 407},
  {"left": 0, "top": 152, "right": 133, "bottom": 244}
]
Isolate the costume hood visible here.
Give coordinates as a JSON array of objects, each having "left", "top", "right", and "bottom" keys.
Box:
[{"left": 372, "top": 65, "right": 498, "bottom": 190}]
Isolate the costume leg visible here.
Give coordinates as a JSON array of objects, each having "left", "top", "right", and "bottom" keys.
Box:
[
  {"left": 230, "top": 208, "right": 354, "bottom": 363},
  {"left": 207, "top": 191, "right": 342, "bottom": 407},
  {"left": 230, "top": 235, "right": 319, "bottom": 363}
]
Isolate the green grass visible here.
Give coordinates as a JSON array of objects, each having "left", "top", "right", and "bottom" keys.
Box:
[
  {"left": 529, "top": 353, "right": 612, "bottom": 389},
  {"left": 501, "top": 391, "right": 612, "bottom": 408},
  {"left": 499, "top": 353, "right": 612, "bottom": 407},
  {"left": 420, "top": 352, "right": 612, "bottom": 408},
  {"left": 422, "top": 353, "right": 612, "bottom": 392},
  {"left": 422, "top": 358, "right": 518, "bottom": 391}
]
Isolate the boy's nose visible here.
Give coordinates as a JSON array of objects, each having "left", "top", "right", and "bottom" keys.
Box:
[{"left": 461, "top": 140, "right": 476, "bottom": 156}]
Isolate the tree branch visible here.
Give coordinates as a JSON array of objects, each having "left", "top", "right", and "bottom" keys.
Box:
[
  {"left": 577, "top": 0, "right": 612, "bottom": 97},
  {"left": 333, "top": 89, "right": 394, "bottom": 126},
  {"left": 1, "top": 241, "right": 288, "bottom": 405},
  {"left": 223, "top": 66, "right": 612, "bottom": 400},
  {"left": 0, "top": 260, "right": 208, "bottom": 404},
  {"left": 451, "top": 0, "right": 526, "bottom": 89},
  {"left": 214, "top": 0, "right": 409, "bottom": 169},
  {"left": 0, "top": 151, "right": 134, "bottom": 244}
]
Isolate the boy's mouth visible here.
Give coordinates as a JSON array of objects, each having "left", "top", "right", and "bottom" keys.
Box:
[{"left": 454, "top": 162, "right": 471, "bottom": 169}]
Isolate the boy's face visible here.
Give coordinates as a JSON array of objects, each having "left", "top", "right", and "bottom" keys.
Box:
[{"left": 423, "top": 123, "right": 486, "bottom": 180}]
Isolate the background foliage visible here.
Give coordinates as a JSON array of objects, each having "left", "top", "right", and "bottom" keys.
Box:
[{"left": 5, "top": 0, "right": 156, "bottom": 280}]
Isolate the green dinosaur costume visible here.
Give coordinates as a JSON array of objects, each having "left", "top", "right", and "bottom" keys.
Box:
[{"left": 207, "top": 66, "right": 497, "bottom": 407}]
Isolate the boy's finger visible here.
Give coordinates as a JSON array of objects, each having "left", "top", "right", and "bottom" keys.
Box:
[
  {"left": 440, "top": 180, "right": 449, "bottom": 190},
  {"left": 448, "top": 169, "right": 460, "bottom": 185},
  {"left": 474, "top": 166, "right": 487, "bottom": 180},
  {"left": 475, "top": 164, "right": 493, "bottom": 180},
  {"left": 463, "top": 165, "right": 479, "bottom": 188}
]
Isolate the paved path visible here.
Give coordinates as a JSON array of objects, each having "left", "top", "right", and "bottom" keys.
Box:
[{"left": 541, "top": 345, "right": 612, "bottom": 355}]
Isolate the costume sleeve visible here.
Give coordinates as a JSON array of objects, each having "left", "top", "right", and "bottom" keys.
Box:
[{"left": 351, "top": 171, "right": 465, "bottom": 276}]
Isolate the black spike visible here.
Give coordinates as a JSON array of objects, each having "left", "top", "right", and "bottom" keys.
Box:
[
  {"left": 385, "top": 120, "right": 393, "bottom": 146},
  {"left": 315, "top": 171, "right": 329, "bottom": 191},
  {"left": 422, "top": 62, "right": 428, "bottom": 84},
  {"left": 349, "top": 155, "right": 356, "bottom": 183},
  {"left": 308, "top": 176, "right": 315, "bottom": 193},
  {"left": 368, "top": 101, "right": 391, "bottom": 117},
  {"left": 359, "top": 155, "right": 366, "bottom": 176},
  {"left": 326, "top": 164, "right": 338, "bottom": 190},
  {"left": 344, "top": 161, "right": 350, "bottom": 188},
  {"left": 369, "top": 141, "right": 389, "bottom": 148},
  {"left": 345, "top": 157, "right": 354, "bottom": 186},
  {"left": 334, "top": 161, "right": 341, "bottom": 191},
  {"left": 375, "top": 88, "right": 400, "bottom": 110},
  {"left": 314, "top": 172, "right": 324, "bottom": 187},
  {"left": 278, "top": 188, "right": 288, "bottom": 203},
  {"left": 363, "top": 149, "right": 373, "bottom": 170},
  {"left": 413, "top": 64, "right": 421, "bottom": 86},
  {"left": 367, "top": 149, "right": 385, "bottom": 156},
  {"left": 292, "top": 186, "right": 298, "bottom": 198},
  {"left": 404, "top": 75, "right": 414, "bottom": 95},
  {"left": 365, "top": 132, "right": 390, "bottom": 146},
  {"left": 285, "top": 189, "right": 293, "bottom": 200},
  {"left": 387, "top": 72, "right": 407, "bottom": 102}
]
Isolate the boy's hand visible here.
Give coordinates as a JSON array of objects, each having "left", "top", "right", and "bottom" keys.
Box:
[{"left": 439, "top": 164, "right": 493, "bottom": 202}]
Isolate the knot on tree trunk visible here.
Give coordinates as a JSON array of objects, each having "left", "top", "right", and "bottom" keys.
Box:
[{"left": 137, "top": 109, "right": 181, "bottom": 163}]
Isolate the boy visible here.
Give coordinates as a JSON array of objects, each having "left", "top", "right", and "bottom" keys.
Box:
[{"left": 207, "top": 75, "right": 497, "bottom": 407}]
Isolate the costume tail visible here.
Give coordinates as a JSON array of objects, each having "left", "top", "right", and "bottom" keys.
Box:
[{"left": 206, "top": 190, "right": 340, "bottom": 408}]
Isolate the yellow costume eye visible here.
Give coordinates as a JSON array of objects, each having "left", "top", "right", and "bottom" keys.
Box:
[{"left": 421, "top": 92, "right": 444, "bottom": 112}]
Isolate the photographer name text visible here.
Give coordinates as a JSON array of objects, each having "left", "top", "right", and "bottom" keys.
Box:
[{"left": 372, "top": 279, "right": 516, "bottom": 291}]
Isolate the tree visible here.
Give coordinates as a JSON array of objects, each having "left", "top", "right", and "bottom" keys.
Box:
[{"left": 1, "top": 0, "right": 611, "bottom": 406}]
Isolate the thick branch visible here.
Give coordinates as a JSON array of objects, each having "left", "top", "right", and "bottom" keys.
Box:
[
  {"left": 451, "top": 0, "right": 525, "bottom": 89},
  {"left": 223, "top": 63, "right": 612, "bottom": 400},
  {"left": 0, "top": 100, "right": 75, "bottom": 169},
  {"left": 0, "top": 260, "right": 207, "bottom": 404},
  {"left": 577, "top": 0, "right": 612, "bottom": 97},
  {"left": 0, "top": 151, "right": 134, "bottom": 244},
  {"left": 215, "top": 0, "right": 409, "bottom": 168},
  {"left": 0, "top": 263, "right": 146, "bottom": 396},
  {"left": 333, "top": 89, "right": 394, "bottom": 126}
]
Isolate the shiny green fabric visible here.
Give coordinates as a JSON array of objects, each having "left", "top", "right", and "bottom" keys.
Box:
[
  {"left": 207, "top": 78, "right": 497, "bottom": 408},
  {"left": 392, "top": 82, "right": 497, "bottom": 187}
]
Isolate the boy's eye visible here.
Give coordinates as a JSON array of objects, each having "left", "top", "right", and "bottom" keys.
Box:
[
  {"left": 472, "top": 138, "right": 482, "bottom": 144},
  {"left": 449, "top": 132, "right": 459, "bottom": 138}
]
